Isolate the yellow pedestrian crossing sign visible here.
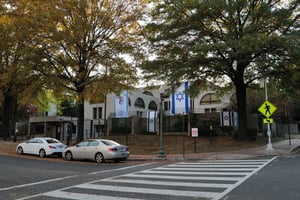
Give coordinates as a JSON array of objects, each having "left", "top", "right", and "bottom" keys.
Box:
[{"left": 258, "top": 100, "right": 277, "bottom": 118}]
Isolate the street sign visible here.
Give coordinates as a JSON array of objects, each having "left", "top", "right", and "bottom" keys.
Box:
[
  {"left": 263, "top": 118, "right": 273, "bottom": 124},
  {"left": 191, "top": 128, "right": 198, "bottom": 137},
  {"left": 258, "top": 100, "right": 277, "bottom": 118}
]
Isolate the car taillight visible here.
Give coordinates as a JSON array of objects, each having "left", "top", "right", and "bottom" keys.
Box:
[
  {"left": 108, "top": 147, "right": 118, "bottom": 151},
  {"left": 48, "top": 145, "right": 57, "bottom": 149}
]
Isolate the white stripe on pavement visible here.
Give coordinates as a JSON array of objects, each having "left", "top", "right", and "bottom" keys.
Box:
[
  {"left": 147, "top": 168, "right": 256, "bottom": 171},
  {"left": 109, "top": 178, "right": 232, "bottom": 188},
  {"left": 176, "top": 160, "right": 270, "bottom": 165},
  {"left": 122, "top": 174, "right": 241, "bottom": 181},
  {"left": 0, "top": 175, "right": 78, "bottom": 192},
  {"left": 160, "top": 164, "right": 262, "bottom": 168},
  {"left": 77, "top": 183, "right": 219, "bottom": 199},
  {"left": 44, "top": 190, "right": 141, "bottom": 200},
  {"left": 138, "top": 170, "right": 249, "bottom": 176}
]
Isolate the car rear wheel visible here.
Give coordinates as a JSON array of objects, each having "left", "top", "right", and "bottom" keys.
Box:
[
  {"left": 95, "top": 153, "right": 104, "bottom": 163},
  {"left": 17, "top": 146, "right": 23, "bottom": 155},
  {"left": 65, "top": 151, "right": 73, "bottom": 161},
  {"left": 39, "top": 149, "right": 46, "bottom": 158}
]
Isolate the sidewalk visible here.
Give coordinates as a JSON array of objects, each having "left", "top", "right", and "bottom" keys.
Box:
[{"left": 128, "top": 138, "right": 300, "bottom": 161}]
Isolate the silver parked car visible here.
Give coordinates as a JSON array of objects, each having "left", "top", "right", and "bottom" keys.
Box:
[
  {"left": 16, "top": 137, "right": 66, "bottom": 158},
  {"left": 63, "top": 139, "right": 130, "bottom": 163}
]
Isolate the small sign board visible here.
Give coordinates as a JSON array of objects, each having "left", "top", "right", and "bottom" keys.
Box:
[
  {"left": 191, "top": 128, "right": 198, "bottom": 137},
  {"left": 263, "top": 118, "right": 273, "bottom": 124}
]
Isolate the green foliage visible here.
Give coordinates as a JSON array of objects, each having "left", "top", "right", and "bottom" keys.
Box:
[
  {"left": 139, "top": 0, "right": 300, "bottom": 140},
  {"left": 142, "top": 0, "right": 300, "bottom": 85},
  {"left": 27, "top": 0, "right": 147, "bottom": 142},
  {"left": 0, "top": 0, "right": 148, "bottom": 141},
  {"left": 60, "top": 99, "right": 78, "bottom": 117},
  {"left": 0, "top": 1, "right": 44, "bottom": 138}
]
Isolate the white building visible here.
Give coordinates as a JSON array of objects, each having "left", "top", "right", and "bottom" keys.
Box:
[
  {"left": 84, "top": 86, "right": 232, "bottom": 137},
  {"left": 27, "top": 85, "right": 232, "bottom": 139}
]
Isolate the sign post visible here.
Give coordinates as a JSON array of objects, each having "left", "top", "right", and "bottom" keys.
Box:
[
  {"left": 258, "top": 100, "right": 277, "bottom": 150},
  {"left": 191, "top": 128, "right": 198, "bottom": 153}
]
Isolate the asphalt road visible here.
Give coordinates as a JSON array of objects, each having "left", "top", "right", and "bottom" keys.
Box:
[
  {"left": 1, "top": 154, "right": 300, "bottom": 200},
  {"left": 222, "top": 155, "right": 300, "bottom": 200},
  {"left": 0, "top": 155, "right": 161, "bottom": 200}
]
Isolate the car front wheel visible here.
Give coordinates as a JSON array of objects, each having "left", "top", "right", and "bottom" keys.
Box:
[
  {"left": 17, "top": 146, "right": 23, "bottom": 155},
  {"left": 39, "top": 149, "right": 46, "bottom": 158},
  {"left": 95, "top": 153, "right": 104, "bottom": 163},
  {"left": 65, "top": 151, "right": 73, "bottom": 161}
]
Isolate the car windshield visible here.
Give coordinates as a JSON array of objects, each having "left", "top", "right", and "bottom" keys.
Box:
[
  {"left": 46, "top": 139, "right": 59, "bottom": 144},
  {"left": 101, "top": 140, "right": 120, "bottom": 146}
]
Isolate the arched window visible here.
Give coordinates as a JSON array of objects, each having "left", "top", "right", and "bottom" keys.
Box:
[
  {"left": 200, "top": 93, "right": 221, "bottom": 105},
  {"left": 143, "top": 91, "right": 154, "bottom": 96},
  {"left": 148, "top": 101, "right": 158, "bottom": 111},
  {"left": 134, "top": 97, "right": 145, "bottom": 108}
]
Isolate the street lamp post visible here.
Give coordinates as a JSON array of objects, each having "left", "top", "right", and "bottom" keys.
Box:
[{"left": 157, "top": 93, "right": 166, "bottom": 158}]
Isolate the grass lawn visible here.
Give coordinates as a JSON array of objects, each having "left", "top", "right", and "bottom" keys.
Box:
[
  {"left": 0, "top": 134, "right": 271, "bottom": 157},
  {"left": 101, "top": 134, "right": 268, "bottom": 155}
]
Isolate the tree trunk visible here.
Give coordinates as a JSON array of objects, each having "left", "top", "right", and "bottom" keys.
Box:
[
  {"left": 76, "top": 94, "right": 85, "bottom": 142},
  {"left": 234, "top": 76, "right": 249, "bottom": 140},
  {"left": 2, "top": 94, "right": 17, "bottom": 140}
]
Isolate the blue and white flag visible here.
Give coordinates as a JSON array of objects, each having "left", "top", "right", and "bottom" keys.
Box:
[
  {"left": 170, "top": 82, "right": 190, "bottom": 114},
  {"left": 220, "top": 111, "right": 231, "bottom": 126},
  {"left": 114, "top": 90, "right": 129, "bottom": 118},
  {"left": 147, "top": 111, "right": 157, "bottom": 132},
  {"left": 220, "top": 111, "right": 238, "bottom": 127},
  {"left": 232, "top": 111, "right": 238, "bottom": 128}
]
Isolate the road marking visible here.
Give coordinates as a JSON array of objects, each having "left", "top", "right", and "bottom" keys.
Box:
[
  {"left": 16, "top": 163, "right": 155, "bottom": 200},
  {"left": 148, "top": 168, "right": 257, "bottom": 171},
  {"left": 88, "top": 162, "right": 155, "bottom": 175},
  {"left": 44, "top": 190, "right": 141, "bottom": 200},
  {"left": 122, "top": 173, "right": 242, "bottom": 181},
  {"left": 0, "top": 175, "right": 78, "bottom": 191},
  {"left": 140, "top": 170, "right": 249, "bottom": 176},
  {"left": 213, "top": 157, "right": 277, "bottom": 200},
  {"left": 5, "top": 164, "right": 151, "bottom": 193},
  {"left": 17, "top": 158, "right": 276, "bottom": 200},
  {"left": 78, "top": 183, "right": 218, "bottom": 198},
  {"left": 109, "top": 179, "right": 232, "bottom": 188}
]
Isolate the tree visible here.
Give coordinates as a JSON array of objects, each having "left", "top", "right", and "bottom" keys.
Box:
[
  {"left": 140, "top": 0, "right": 300, "bottom": 140},
  {"left": 0, "top": 1, "right": 42, "bottom": 140},
  {"left": 29, "top": 0, "right": 147, "bottom": 142}
]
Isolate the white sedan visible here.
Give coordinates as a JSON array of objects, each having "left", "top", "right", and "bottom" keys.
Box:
[
  {"left": 16, "top": 137, "right": 66, "bottom": 158},
  {"left": 63, "top": 139, "right": 130, "bottom": 163}
]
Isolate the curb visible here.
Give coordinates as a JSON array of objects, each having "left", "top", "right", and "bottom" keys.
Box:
[{"left": 127, "top": 143, "right": 300, "bottom": 162}]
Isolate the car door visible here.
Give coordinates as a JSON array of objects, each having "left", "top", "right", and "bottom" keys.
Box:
[
  {"left": 24, "top": 138, "right": 40, "bottom": 154},
  {"left": 28, "top": 138, "right": 43, "bottom": 155},
  {"left": 85, "top": 140, "right": 99, "bottom": 160},
  {"left": 72, "top": 141, "right": 89, "bottom": 159},
  {"left": 22, "top": 139, "right": 34, "bottom": 154}
]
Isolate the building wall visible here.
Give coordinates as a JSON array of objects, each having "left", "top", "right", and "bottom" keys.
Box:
[
  {"left": 84, "top": 89, "right": 160, "bottom": 121},
  {"left": 193, "top": 90, "right": 231, "bottom": 113},
  {"left": 84, "top": 87, "right": 232, "bottom": 121}
]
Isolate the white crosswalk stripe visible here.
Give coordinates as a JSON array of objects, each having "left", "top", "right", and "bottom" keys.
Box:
[{"left": 25, "top": 158, "right": 276, "bottom": 200}]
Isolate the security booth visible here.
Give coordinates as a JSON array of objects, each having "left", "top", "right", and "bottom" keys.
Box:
[{"left": 28, "top": 116, "right": 77, "bottom": 142}]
